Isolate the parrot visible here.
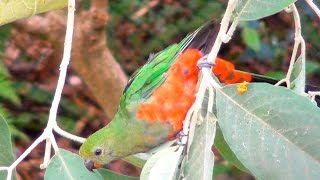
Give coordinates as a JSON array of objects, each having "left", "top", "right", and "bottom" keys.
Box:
[{"left": 79, "top": 20, "right": 320, "bottom": 171}]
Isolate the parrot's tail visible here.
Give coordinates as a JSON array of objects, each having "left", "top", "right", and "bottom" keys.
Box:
[
  {"left": 247, "top": 71, "right": 320, "bottom": 107},
  {"left": 186, "top": 20, "right": 320, "bottom": 107},
  {"left": 212, "top": 59, "right": 320, "bottom": 107},
  {"left": 186, "top": 20, "right": 220, "bottom": 55}
]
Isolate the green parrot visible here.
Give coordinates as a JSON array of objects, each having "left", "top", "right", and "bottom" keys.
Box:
[
  {"left": 79, "top": 21, "right": 222, "bottom": 170},
  {"left": 79, "top": 20, "right": 320, "bottom": 171}
]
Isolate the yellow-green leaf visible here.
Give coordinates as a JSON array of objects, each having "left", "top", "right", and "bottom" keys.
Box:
[{"left": 0, "top": 0, "right": 67, "bottom": 26}]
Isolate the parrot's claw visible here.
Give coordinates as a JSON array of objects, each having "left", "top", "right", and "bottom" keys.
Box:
[
  {"left": 176, "top": 131, "right": 187, "bottom": 146},
  {"left": 197, "top": 55, "right": 214, "bottom": 69}
]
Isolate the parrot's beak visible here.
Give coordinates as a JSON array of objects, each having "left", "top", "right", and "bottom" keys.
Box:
[{"left": 84, "top": 160, "right": 94, "bottom": 172}]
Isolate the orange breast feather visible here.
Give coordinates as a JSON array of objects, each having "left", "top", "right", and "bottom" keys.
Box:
[{"left": 136, "top": 49, "right": 251, "bottom": 138}]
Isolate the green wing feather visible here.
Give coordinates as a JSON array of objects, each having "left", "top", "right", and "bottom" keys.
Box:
[
  {"left": 121, "top": 33, "right": 196, "bottom": 106},
  {"left": 120, "top": 21, "right": 218, "bottom": 107}
]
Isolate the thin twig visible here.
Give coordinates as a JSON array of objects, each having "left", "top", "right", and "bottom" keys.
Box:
[
  {"left": 40, "top": 138, "right": 51, "bottom": 169},
  {"left": 180, "top": 0, "right": 238, "bottom": 153},
  {"left": 207, "top": 0, "right": 238, "bottom": 64},
  {"left": 202, "top": 69, "right": 222, "bottom": 89},
  {"left": 180, "top": 68, "right": 216, "bottom": 154},
  {"left": 308, "top": 91, "right": 320, "bottom": 103},
  {"left": 54, "top": 124, "right": 85, "bottom": 143},
  {"left": 0, "top": 133, "right": 46, "bottom": 180},
  {"left": 40, "top": 0, "right": 77, "bottom": 168},
  {"left": 308, "top": 91, "right": 320, "bottom": 96},
  {"left": 275, "top": 4, "right": 305, "bottom": 91},
  {"left": 305, "top": 0, "right": 320, "bottom": 20},
  {"left": 0, "top": 0, "right": 80, "bottom": 179}
]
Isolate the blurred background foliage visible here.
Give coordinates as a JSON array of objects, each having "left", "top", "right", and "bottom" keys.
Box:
[
  {"left": 107, "top": 0, "right": 320, "bottom": 81},
  {"left": 0, "top": 0, "right": 319, "bottom": 179}
]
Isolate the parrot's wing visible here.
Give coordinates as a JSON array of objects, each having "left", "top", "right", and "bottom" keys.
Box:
[
  {"left": 120, "top": 21, "right": 219, "bottom": 107},
  {"left": 121, "top": 39, "right": 192, "bottom": 107}
]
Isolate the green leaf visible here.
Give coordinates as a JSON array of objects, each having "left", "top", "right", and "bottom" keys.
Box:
[
  {"left": 8, "top": 125, "right": 30, "bottom": 142},
  {"left": 58, "top": 117, "right": 76, "bottom": 132},
  {"left": 241, "top": 26, "right": 261, "bottom": 52},
  {"left": 98, "top": 169, "right": 139, "bottom": 180},
  {"left": 216, "top": 83, "right": 320, "bottom": 179},
  {"left": 0, "top": 74, "right": 20, "bottom": 105},
  {"left": 0, "top": 115, "right": 16, "bottom": 180},
  {"left": 289, "top": 55, "right": 306, "bottom": 95},
  {"left": 0, "top": 0, "right": 67, "bottom": 26},
  {"left": 140, "top": 146, "right": 182, "bottom": 180},
  {"left": 305, "top": 61, "right": 320, "bottom": 75},
  {"left": 44, "top": 149, "right": 103, "bottom": 180},
  {"left": 181, "top": 112, "right": 216, "bottom": 179},
  {"left": 235, "top": 0, "right": 296, "bottom": 21},
  {"left": 0, "top": 60, "right": 9, "bottom": 77},
  {"left": 23, "top": 84, "right": 52, "bottom": 104},
  {"left": 0, "top": 24, "right": 11, "bottom": 53},
  {"left": 214, "top": 127, "right": 249, "bottom": 173}
]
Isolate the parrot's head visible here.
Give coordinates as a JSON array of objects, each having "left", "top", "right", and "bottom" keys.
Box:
[
  {"left": 79, "top": 127, "right": 118, "bottom": 171},
  {"left": 79, "top": 109, "right": 173, "bottom": 171}
]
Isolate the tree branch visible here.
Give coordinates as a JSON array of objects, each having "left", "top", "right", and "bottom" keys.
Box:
[{"left": 14, "top": 5, "right": 128, "bottom": 119}]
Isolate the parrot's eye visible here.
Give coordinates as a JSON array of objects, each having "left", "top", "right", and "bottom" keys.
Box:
[{"left": 94, "top": 148, "right": 102, "bottom": 156}]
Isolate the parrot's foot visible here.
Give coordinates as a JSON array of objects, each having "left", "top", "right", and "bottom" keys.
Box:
[
  {"left": 176, "top": 131, "right": 187, "bottom": 146},
  {"left": 197, "top": 55, "right": 214, "bottom": 69}
]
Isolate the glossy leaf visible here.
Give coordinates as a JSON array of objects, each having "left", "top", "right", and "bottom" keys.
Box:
[
  {"left": 241, "top": 26, "right": 261, "bottom": 52},
  {"left": 181, "top": 112, "right": 216, "bottom": 179},
  {"left": 125, "top": 140, "right": 175, "bottom": 169},
  {"left": 289, "top": 55, "right": 306, "bottom": 95},
  {"left": 214, "top": 127, "right": 249, "bottom": 173},
  {"left": 235, "top": 0, "right": 296, "bottom": 21},
  {"left": 98, "top": 169, "right": 139, "bottom": 180},
  {"left": 44, "top": 149, "right": 103, "bottom": 180},
  {"left": 0, "top": 0, "right": 67, "bottom": 26},
  {"left": 0, "top": 116, "right": 16, "bottom": 180},
  {"left": 140, "top": 146, "right": 182, "bottom": 180},
  {"left": 216, "top": 83, "right": 320, "bottom": 179}
]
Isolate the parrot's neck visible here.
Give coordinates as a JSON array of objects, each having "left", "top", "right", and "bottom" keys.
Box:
[{"left": 104, "top": 108, "right": 173, "bottom": 158}]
